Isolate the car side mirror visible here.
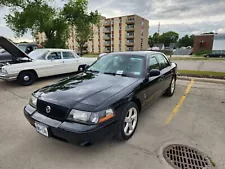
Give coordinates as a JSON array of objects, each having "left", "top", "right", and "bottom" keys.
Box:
[{"left": 146, "top": 69, "right": 160, "bottom": 79}]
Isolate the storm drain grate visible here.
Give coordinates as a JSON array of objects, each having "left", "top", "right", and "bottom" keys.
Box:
[{"left": 163, "top": 144, "right": 212, "bottom": 169}]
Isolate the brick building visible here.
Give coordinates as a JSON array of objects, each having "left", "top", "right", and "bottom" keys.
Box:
[{"left": 193, "top": 34, "right": 214, "bottom": 54}]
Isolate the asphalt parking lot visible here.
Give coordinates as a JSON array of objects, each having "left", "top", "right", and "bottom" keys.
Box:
[{"left": 0, "top": 75, "right": 225, "bottom": 169}]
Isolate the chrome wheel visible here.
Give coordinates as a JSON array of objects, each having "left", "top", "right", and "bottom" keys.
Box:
[
  {"left": 124, "top": 107, "right": 138, "bottom": 136},
  {"left": 171, "top": 78, "right": 175, "bottom": 93},
  {"left": 24, "top": 76, "right": 30, "bottom": 81}
]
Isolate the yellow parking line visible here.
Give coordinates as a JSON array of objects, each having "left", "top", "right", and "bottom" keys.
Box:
[{"left": 165, "top": 79, "right": 194, "bottom": 125}]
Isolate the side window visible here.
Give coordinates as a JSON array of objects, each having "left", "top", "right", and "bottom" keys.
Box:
[
  {"left": 148, "top": 57, "right": 160, "bottom": 70},
  {"left": 33, "top": 45, "right": 38, "bottom": 50},
  {"left": 63, "top": 52, "right": 75, "bottom": 59},
  {"left": 155, "top": 54, "right": 169, "bottom": 70},
  {"left": 26, "top": 46, "right": 33, "bottom": 54},
  {"left": 47, "top": 52, "right": 62, "bottom": 60}
]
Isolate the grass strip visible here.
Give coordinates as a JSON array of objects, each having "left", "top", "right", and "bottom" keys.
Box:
[{"left": 178, "top": 70, "right": 225, "bottom": 79}]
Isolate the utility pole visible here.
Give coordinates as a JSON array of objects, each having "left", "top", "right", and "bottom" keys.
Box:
[{"left": 158, "top": 22, "right": 160, "bottom": 43}]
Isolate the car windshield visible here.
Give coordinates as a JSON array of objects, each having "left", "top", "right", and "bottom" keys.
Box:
[
  {"left": 87, "top": 54, "right": 145, "bottom": 78},
  {"left": 28, "top": 49, "right": 49, "bottom": 60}
]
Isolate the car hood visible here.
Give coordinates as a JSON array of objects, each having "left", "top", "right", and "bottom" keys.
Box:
[
  {"left": 0, "top": 36, "right": 31, "bottom": 60},
  {"left": 36, "top": 73, "right": 138, "bottom": 108}
]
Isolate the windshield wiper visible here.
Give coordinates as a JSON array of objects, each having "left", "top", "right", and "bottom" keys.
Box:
[
  {"left": 104, "top": 72, "right": 127, "bottom": 77},
  {"left": 86, "top": 69, "right": 99, "bottom": 73}
]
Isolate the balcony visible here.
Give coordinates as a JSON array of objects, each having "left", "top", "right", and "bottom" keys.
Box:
[
  {"left": 104, "top": 21, "right": 111, "bottom": 26},
  {"left": 104, "top": 48, "right": 111, "bottom": 53},
  {"left": 103, "top": 28, "right": 111, "bottom": 33},
  {"left": 126, "top": 41, "right": 134, "bottom": 46},
  {"left": 126, "top": 26, "right": 135, "bottom": 31},
  {"left": 104, "top": 42, "right": 111, "bottom": 46},
  {"left": 104, "top": 36, "right": 111, "bottom": 40},
  {"left": 126, "top": 34, "right": 134, "bottom": 39},
  {"left": 127, "top": 47, "right": 134, "bottom": 51},
  {"left": 126, "top": 18, "right": 135, "bottom": 24}
]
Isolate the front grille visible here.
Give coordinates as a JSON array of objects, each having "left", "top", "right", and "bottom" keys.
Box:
[{"left": 37, "top": 99, "right": 69, "bottom": 121}]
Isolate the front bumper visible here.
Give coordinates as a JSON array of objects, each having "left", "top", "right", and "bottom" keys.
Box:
[
  {"left": 0, "top": 73, "right": 17, "bottom": 81},
  {"left": 24, "top": 104, "right": 117, "bottom": 144}
]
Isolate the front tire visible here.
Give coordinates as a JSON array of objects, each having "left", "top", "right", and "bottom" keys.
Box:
[
  {"left": 117, "top": 102, "right": 139, "bottom": 141},
  {"left": 78, "top": 65, "right": 85, "bottom": 73},
  {"left": 18, "top": 71, "right": 36, "bottom": 86},
  {"left": 164, "top": 76, "right": 176, "bottom": 97}
]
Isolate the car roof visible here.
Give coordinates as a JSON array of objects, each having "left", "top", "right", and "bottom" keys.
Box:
[
  {"left": 110, "top": 51, "right": 162, "bottom": 57},
  {"left": 18, "top": 43, "right": 38, "bottom": 46},
  {"left": 35, "top": 48, "right": 76, "bottom": 52}
]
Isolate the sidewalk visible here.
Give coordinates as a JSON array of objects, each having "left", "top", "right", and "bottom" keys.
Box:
[{"left": 174, "top": 60, "right": 225, "bottom": 72}]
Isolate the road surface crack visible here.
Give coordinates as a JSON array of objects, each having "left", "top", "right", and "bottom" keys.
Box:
[
  {"left": 4, "top": 89, "right": 27, "bottom": 100},
  {"left": 125, "top": 143, "right": 155, "bottom": 156}
]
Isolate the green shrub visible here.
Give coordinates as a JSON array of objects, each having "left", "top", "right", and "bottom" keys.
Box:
[{"left": 195, "top": 50, "right": 211, "bottom": 55}]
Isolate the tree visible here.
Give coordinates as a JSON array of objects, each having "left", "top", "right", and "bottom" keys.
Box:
[
  {"left": 63, "top": 0, "right": 100, "bottom": 55},
  {"left": 4, "top": 0, "right": 69, "bottom": 48},
  {"left": 178, "top": 35, "right": 194, "bottom": 47},
  {"left": 159, "top": 31, "right": 179, "bottom": 47},
  {"left": 148, "top": 32, "right": 160, "bottom": 47},
  {"left": 149, "top": 31, "right": 179, "bottom": 47},
  {"left": 204, "top": 32, "right": 215, "bottom": 35},
  {"left": 0, "top": 0, "right": 24, "bottom": 7}
]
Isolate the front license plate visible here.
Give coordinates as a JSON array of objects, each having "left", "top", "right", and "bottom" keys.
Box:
[{"left": 35, "top": 122, "right": 49, "bottom": 137}]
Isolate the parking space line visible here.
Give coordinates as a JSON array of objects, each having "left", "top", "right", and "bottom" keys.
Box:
[{"left": 165, "top": 79, "right": 194, "bottom": 125}]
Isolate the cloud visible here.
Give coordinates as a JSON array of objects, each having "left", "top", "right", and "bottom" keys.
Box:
[
  {"left": 0, "top": 0, "right": 225, "bottom": 41},
  {"left": 217, "top": 28, "right": 225, "bottom": 34}
]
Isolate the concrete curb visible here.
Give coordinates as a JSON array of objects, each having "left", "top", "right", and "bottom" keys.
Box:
[{"left": 177, "top": 76, "right": 225, "bottom": 84}]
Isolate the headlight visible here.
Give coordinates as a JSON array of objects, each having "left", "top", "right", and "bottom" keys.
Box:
[
  {"left": 1, "top": 68, "right": 8, "bottom": 74},
  {"left": 67, "top": 109, "right": 114, "bottom": 124},
  {"left": 29, "top": 95, "right": 37, "bottom": 108}
]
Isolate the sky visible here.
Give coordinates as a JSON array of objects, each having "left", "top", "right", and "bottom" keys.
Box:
[{"left": 0, "top": 0, "right": 225, "bottom": 42}]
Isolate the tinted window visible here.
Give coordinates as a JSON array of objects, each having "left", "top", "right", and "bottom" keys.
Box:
[
  {"left": 63, "top": 52, "right": 75, "bottom": 59},
  {"left": 17, "top": 45, "right": 27, "bottom": 52},
  {"left": 33, "top": 45, "right": 38, "bottom": 50},
  {"left": 47, "top": 52, "right": 62, "bottom": 60},
  {"left": 148, "top": 57, "right": 160, "bottom": 70},
  {"left": 155, "top": 54, "right": 169, "bottom": 70}
]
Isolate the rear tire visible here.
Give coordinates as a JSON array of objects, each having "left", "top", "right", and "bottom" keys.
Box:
[
  {"left": 18, "top": 71, "right": 36, "bottom": 86},
  {"left": 116, "top": 102, "right": 139, "bottom": 141},
  {"left": 164, "top": 76, "right": 176, "bottom": 97}
]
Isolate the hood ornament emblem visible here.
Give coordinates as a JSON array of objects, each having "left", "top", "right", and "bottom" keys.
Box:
[{"left": 46, "top": 106, "right": 51, "bottom": 114}]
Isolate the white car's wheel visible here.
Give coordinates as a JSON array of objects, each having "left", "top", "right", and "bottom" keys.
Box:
[{"left": 18, "top": 71, "right": 36, "bottom": 86}]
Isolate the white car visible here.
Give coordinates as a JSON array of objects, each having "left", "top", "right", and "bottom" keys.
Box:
[{"left": 0, "top": 41, "right": 96, "bottom": 85}]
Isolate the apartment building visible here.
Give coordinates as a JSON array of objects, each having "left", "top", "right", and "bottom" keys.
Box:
[
  {"left": 37, "top": 14, "right": 149, "bottom": 53},
  {"left": 101, "top": 14, "right": 149, "bottom": 53}
]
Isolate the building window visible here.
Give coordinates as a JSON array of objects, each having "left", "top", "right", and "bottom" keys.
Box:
[{"left": 127, "top": 25, "right": 135, "bottom": 28}]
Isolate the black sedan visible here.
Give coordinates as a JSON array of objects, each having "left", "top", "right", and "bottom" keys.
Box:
[
  {"left": 204, "top": 53, "right": 225, "bottom": 58},
  {"left": 24, "top": 51, "right": 177, "bottom": 146}
]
